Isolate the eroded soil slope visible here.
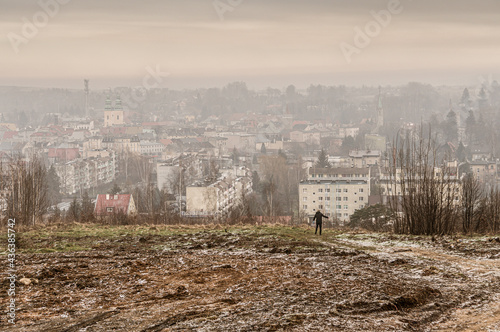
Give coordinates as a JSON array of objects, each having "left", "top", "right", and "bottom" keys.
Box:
[{"left": 1, "top": 224, "right": 499, "bottom": 331}]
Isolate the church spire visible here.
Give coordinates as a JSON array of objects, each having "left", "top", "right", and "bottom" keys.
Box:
[
  {"left": 105, "top": 95, "right": 113, "bottom": 111},
  {"left": 115, "top": 95, "right": 123, "bottom": 110}
]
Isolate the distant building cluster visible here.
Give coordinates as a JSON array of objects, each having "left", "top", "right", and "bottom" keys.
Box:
[{"left": 2, "top": 84, "right": 500, "bottom": 224}]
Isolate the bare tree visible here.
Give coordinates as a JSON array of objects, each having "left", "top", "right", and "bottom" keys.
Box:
[
  {"left": 389, "top": 126, "right": 458, "bottom": 235},
  {"left": 478, "top": 186, "right": 500, "bottom": 233},
  {"left": 461, "top": 173, "right": 483, "bottom": 234},
  {"left": 6, "top": 154, "right": 49, "bottom": 226}
]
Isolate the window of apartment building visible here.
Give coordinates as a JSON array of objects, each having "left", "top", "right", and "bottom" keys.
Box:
[
  {"left": 336, "top": 205, "right": 342, "bottom": 209},
  {"left": 319, "top": 205, "right": 323, "bottom": 209},
  {"left": 343, "top": 197, "right": 348, "bottom": 201},
  {"left": 359, "top": 197, "right": 364, "bottom": 201},
  {"left": 336, "top": 197, "right": 341, "bottom": 201},
  {"left": 344, "top": 213, "right": 349, "bottom": 217},
  {"left": 302, "top": 188, "right": 307, "bottom": 193},
  {"left": 326, "top": 197, "right": 330, "bottom": 201},
  {"left": 107, "top": 116, "right": 109, "bottom": 120},
  {"left": 343, "top": 188, "right": 348, "bottom": 193},
  {"left": 303, "top": 205, "right": 307, "bottom": 209},
  {"left": 336, "top": 188, "right": 342, "bottom": 193},
  {"left": 318, "top": 197, "right": 323, "bottom": 201},
  {"left": 117, "top": 116, "right": 119, "bottom": 120},
  {"left": 344, "top": 205, "right": 348, "bottom": 210},
  {"left": 106, "top": 207, "right": 113, "bottom": 213},
  {"left": 318, "top": 189, "right": 323, "bottom": 193},
  {"left": 303, "top": 197, "right": 307, "bottom": 201},
  {"left": 326, "top": 188, "right": 330, "bottom": 192},
  {"left": 359, "top": 188, "right": 364, "bottom": 193}
]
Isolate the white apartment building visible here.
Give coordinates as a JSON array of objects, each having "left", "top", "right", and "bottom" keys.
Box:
[
  {"left": 299, "top": 167, "right": 370, "bottom": 223},
  {"left": 140, "top": 141, "right": 165, "bottom": 156},
  {"left": 379, "top": 166, "right": 461, "bottom": 205},
  {"left": 349, "top": 150, "right": 381, "bottom": 168},
  {"left": 54, "top": 155, "right": 116, "bottom": 195},
  {"left": 186, "top": 175, "right": 252, "bottom": 217}
]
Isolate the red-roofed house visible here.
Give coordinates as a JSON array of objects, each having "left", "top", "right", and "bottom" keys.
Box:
[{"left": 94, "top": 194, "right": 137, "bottom": 216}]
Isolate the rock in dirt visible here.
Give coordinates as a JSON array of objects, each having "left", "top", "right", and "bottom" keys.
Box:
[{"left": 19, "top": 278, "right": 31, "bottom": 286}]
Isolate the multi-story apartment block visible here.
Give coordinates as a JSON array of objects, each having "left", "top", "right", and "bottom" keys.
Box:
[
  {"left": 349, "top": 150, "right": 381, "bottom": 168},
  {"left": 469, "top": 161, "right": 497, "bottom": 184},
  {"left": 186, "top": 174, "right": 252, "bottom": 217},
  {"left": 379, "top": 165, "right": 461, "bottom": 205},
  {"left": 290, "top": 131, "right": 321, "bottom": 146},
  {"left": 299, "top": 167, "right": 370, "bottom": 223},
  {"left": 140, "top": 141, "right": 165, "bottom": 156},
  {"left": 102, "top": 136, "right": 140, "bottom": 154},
  {"left": 54, "top": 155, "right": 116, "bottom": 195}
]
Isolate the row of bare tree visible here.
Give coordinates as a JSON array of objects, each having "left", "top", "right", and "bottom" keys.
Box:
[
  {"left": 1, "top": 155, "right": 49, "bottom": 226},
  {"left": 389, "top": 127, "right": 500, "bottom": 235}
]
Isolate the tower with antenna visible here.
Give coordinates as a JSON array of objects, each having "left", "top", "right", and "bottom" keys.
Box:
[
  {"left": 84, "top": 79, "right": 89, "bottom": 119},
  {"left": 376, "top": 86, "right": 384, "bottom": 129},
  {"left": 370, "top": 86, "right": 385, "bottom": 135}
]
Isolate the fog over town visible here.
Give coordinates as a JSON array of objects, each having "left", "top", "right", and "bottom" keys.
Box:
[{"left": 2, "top": 1, "right": 500, "bottom": 331}]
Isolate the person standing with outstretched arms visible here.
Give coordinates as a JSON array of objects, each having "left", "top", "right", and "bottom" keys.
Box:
[{"left": 313, "top": 210, "right": 328, "bottom": 235}]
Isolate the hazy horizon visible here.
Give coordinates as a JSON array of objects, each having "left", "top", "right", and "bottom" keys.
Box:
[{"left": 2, "top": 0, "right": 500, "bottom": 90}]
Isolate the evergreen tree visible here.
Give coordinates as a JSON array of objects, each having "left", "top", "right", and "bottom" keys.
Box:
[
  {"left": 251, "top": 171, "right": 260, "bottom": 192},
  {"left": 109, "top": 183, "right": 121, "bottom": 195},
  {"left": 81, "top": 191, "right": 94, "bottom": 221},
  {"left": 465, "top": 111, "right": 476, "bottom": 145},
  {"left": 341, "top": 136, "right": 356, "bottom": 154},
  {"left": 278, "top": 149, "right": 287, "bottom": 160},
  {"left": 478, "top": 87, "right": 489, "bottom": 111},
  {"left": 46, "top": 166, "right": 62, "bottom": 206},
  {"left": 260, "top": 143, "right": 267, "bottom": 154},
  {"left": 18, "top": 111, "right": 28, "bottom": 128},
  {"left": 315, "top": 148, "right": 331, "bottom": 168},
  {"left": 231, "top": 147, "right": 240, "bottom": 164},
  {"left": 348, "top": 204, "right": 394, "bottom": 231},
  {"left": 456, "top": 141, "right": 467, "bottom": 162},
  {"left": 68, "top": 197, "right": 80, "bottom": 222},
  {"left": 460, "top": 88, "right": 470, "bottom": 110},
  {"left": 443, "top": 109, "right": 458, "bottom": 142}
]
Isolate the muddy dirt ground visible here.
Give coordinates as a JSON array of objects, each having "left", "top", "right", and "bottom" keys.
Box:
[{"left": 1, "top": 224, "right": 500, "bottom": 331}]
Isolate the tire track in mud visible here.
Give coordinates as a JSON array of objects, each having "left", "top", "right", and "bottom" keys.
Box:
[
  {"left": 324, "top": 236, "right": 500, "bottom": 332},
  {"left": 48, "top": 310, "right": 120, "bottom": 332}
]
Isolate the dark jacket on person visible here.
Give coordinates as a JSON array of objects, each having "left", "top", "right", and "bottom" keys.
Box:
[{"left": 313, "top": 211, "right": 328, "bottom": 224}]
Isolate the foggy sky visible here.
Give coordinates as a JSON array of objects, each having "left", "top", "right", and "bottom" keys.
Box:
[{"left": 1, "top": 0, "right": 500, "bottom": 89}]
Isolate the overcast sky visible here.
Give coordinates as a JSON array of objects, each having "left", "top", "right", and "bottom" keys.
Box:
[{"left": 1, "top": 0, "right": 500, "bottom": 89}]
